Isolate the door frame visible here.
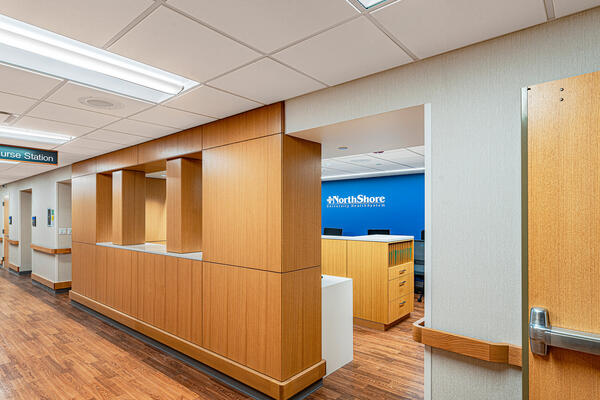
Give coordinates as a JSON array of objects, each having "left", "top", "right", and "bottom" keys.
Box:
[{"left": 520, "top": 87, "right": 529, "bottom": 400}]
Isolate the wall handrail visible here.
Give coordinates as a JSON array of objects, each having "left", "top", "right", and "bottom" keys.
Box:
[
  {"left": 30, "top": 244, "right": 71, "bottom": 254},
  {"left": 412, "top": 318, "right": 522, "bottom": 367}
]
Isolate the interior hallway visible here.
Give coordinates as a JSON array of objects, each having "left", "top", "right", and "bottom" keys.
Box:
[{"left": 0, "top": 269, "right": 423, "bottom": 400}]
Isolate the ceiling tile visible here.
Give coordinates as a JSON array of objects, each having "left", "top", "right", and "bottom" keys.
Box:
[
  {"left": 83, "top": 130, "right": 149, "bottom": 145},
  {"left": 336, "top": 154, "right": 407, "bottom": 170},
  {"left": 167, "top": 0, "right": 359, "bottom": 53},
  {"left": 103, "top": 119, "right": 178, "bottom": 138},
  {"left": 27, "top": 102, "right": 119, "bottom": 128},
  {"left": 322, "top": 158, "right": 378, "bottom": 173},
  {"left": 371, "top": 149, "right": 423, "bottom": 167},
  {"left": 14, "top": 116, "right": 94, "bottom": 137},
  {"left": 0, "top": 137, "right": 56, "bottom": 150},
  {"left": 0, "top": 162, "right": 20, "bottom": 172},
  {"left": 109, "top": 6, "right": 260, "bottom": 82},
  {"left": 58, "top": 151, "right": 91, "bottom": 166},
  {"left": 273, "top": 17, "right": 412, "bottom": 86},
  {"left": 0, "top": 92, "right": 37, "bottom": 114},
  {"left": 55, "top": 138, "right": 122, "bottom": 156},
  {"left": 209, "top": 58, "right": 326, "bottom": 104},
  {"left": 553, "top": 0, "right": 600, "bottom": 17},
  {"left": 165, "top": 85, "right": 261, "bottom": 119},
  {"left": 0, "top": 163, "right": 56, "bottom": 180},
  {"left": 0, "top": 0, "right": 154, "bottom": 47},
  {"left": 130, "top": 106, "right": 215, "bottom": 129},
  {"left": 46, "top": 82, "right": 154, "bottom": 118},
  {"left": 372, "top": 0, "right": 547, "bottom": 59},
  {"left": 0, "top": 63, "right": 62, "bottom": 99}
]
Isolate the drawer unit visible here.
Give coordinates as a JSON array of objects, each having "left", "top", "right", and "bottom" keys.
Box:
[
  {"left": 388, "top": 262, "right": 412, "bottom": 281},
  {"left": 389, "top": 294, "right": 413, "bottom": 322},
  {"left": 388, "top": 273, "right": 414, "bottom": 301}
]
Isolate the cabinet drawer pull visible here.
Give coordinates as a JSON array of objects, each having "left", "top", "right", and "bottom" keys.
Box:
[
  {"left": 399, "top": 280, "right": 407, "bottom": 286},
  {"left": 400, "top": 269, "right": 406, "bottom": 274},
  {"left": 399, "top": 301, "right": 406, "bottom": 306}
]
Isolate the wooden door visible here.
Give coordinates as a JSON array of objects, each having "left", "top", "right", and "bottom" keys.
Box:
[
  {"left": 3, "top": 198, "right": 8, "bottom": 266},
  {"left": 528, "top": 71, "right": 600, "bottom": 399}
]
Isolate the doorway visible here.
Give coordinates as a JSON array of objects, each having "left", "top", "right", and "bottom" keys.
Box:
[
  {"left": 19, "top": 189, "right": 32, "bottom": 273},
  {"left": 290, "top": 103, "right": 430, "bottom": 399},
  {"left": 2, "top": 196, "right": 8, "bottom": 267}
]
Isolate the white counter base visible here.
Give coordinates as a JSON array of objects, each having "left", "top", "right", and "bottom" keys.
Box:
[
  {"left": 322, "top": 274, "right": 353, "bottom": 376},
  {"left": 96, "top": 242, "right": 203, "bottom": 261}
]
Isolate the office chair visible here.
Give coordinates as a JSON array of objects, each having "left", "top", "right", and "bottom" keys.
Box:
[
  {"left": 367, "top": 229, "right": 390, "bottom": 235},
  {"left": 414, "top": 239, "right": 425, "bottom": 302},
  {"left": 323, "top": 227, "right": 343, "bottom": 236}
]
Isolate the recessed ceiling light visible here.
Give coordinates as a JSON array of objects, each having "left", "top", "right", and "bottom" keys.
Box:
[
  {"left": 0, "top": 14, "right": 199, "bottom": 103},
  {"left": 0, "top": 126, "right": 73, "bottom": 144},
  {"left": 337, "top": 146, "right": 348, "bottom": 150},
  {"left": 357, "top": 0, "right": 389, "bottom": 9},
  {"left": 78, "top": 96, "right": 122, "bottom": 110}
]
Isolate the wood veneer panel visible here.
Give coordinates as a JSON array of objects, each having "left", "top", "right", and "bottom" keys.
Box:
[
  {"left": 138, "top": 135, "right": 179, "bottom": 164},
  {"left": 321, "top": 239, "right": 347, "bottom": 277},
  {"left": 282, "top": 136, "right": 321, "bottom": 272},
  {"left": 71, "top": 242, "right": 95, "bottom": 298},
  {"left": 96, "top": 146, "right": 138, "bottom": 173},
  {"left": 176, "top": 127, "right": 203, "bottom": 155},
  {"left": 145, "top": 178, "right": 167, "bottom": 242},
  {"left": 96, "top": 174, "right": 113, "bottom": 243},
  {"left": 177, "top": 258, "right": 193, "bottom": 341},
  {"left": 202, "top": 135, "right": 282, "bottom": 270},
  {"left": 142, "top": 252, "right": 155, "bottom": 325},
  {"left": 72, "top": 175, "right": 97, "bottom": 244},
  {"left": 202, "top": 262, "right": 228, "bottom": 356},
  {"left": 112, "top": 170, "right": 145, "bottom": 245},
  {"left": 166, "top": 158, "right": 202, "bottom": 253},
  {"left": 95, "top": 245, "right": 108, "bottom": 305},
  {"left": 72, "top": 158, "right": 97, "bottom": 177},
  {"left": 191, "top": 260, "right": 203, "bottom": 346},
  {"left": 165, "top": 256, "right": 179, "bottom": 335},
  {"left": 202, "top": 103, "right": 283, "bottom": 149},
  {"left": 280, "top": 266, "right": 321, "bottom": 380}
]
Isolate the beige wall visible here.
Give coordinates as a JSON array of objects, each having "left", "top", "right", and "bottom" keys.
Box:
[
  {"left": 0, "top": 166, "right": 72, "bottom": 282},
  {"left": 286, "top": 8, "right": 600, "bottom": 400}
]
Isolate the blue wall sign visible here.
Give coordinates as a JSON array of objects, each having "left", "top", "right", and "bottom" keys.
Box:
[
  {"left": 0, "top": 144, "right": 58, "bottom": 165},
  {"left": 322, "top": 173, "right": 424, "bottom": 238}
]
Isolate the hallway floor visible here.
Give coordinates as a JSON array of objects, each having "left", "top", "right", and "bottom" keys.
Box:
[{"left": 0, "top": 268, "right": 423, "bottom": 400}]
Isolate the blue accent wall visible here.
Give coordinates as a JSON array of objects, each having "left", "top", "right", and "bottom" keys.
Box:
[{"left": 322, "top": 173, "right": 424, "bottom": 238}]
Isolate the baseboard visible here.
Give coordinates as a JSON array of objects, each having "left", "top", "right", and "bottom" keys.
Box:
[
  {"left": 354, "top": 313, "right": 411, "bottom": 331},
  {"left": 31, "top": 273, "right": 71, "bottom": 291},
  {"left": 69, "top": 291, "right": 325, "bottom": 400},
  {"left": 7, "top": 262, "right": 19, "bottom": 272}
]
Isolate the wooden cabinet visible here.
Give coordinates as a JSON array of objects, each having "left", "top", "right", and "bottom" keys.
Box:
[{"left": 323, "top": 237, "right": 414, "bottom": 330}]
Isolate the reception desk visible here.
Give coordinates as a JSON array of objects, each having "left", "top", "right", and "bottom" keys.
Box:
[{"left": 322, "top": 235, "right": 414, "bottom": 330}]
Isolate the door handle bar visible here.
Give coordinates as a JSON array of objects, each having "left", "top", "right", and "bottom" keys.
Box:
[{"left": 529, "top": 307, "right": 600, "bottom": 356}]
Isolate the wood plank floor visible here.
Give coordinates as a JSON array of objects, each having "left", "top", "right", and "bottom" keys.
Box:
[{"left": 0, "top": 268, "right": 423, "bottom": 399}]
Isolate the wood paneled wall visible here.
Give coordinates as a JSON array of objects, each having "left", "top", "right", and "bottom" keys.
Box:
[
  {"left": 72, "top": 173, "right": 112, "bottom": 244},
  {"left": 70, "top": 103, "right": 324, "bottom": 398},
  {"left": 112, "top": 170, "right": 145, "bottom": 245},
  {"left": 145, "top": 178, "right": 167, "bottom": 242},
  {"left": 166, "top": 158, "right": 202, "bottom": 253}
]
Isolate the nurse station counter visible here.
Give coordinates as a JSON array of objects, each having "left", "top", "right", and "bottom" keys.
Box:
[
  {"left": 322, "top": 234, "right": 415, "bottom": 330},
  {"left": 69, "top": 103, "right": 327, "bottom": 400}
]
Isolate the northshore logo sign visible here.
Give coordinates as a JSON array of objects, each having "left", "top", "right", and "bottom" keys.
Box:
[{"left": 326, "top": 194, "right": 386, "bottom": 208}]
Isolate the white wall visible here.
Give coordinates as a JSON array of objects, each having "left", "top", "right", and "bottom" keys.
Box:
[
  {"left": 0, "top": 166, "right": 72, "bottom": 281},
  {"left": 285, "top": 8, "right": 600, "bottom": 399}
]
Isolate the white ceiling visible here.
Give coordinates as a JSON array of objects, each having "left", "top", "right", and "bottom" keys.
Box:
[
  {"left": 322, "top": 146, "right": 424, "bottom": 180},
  {"left": 0, "top": 0, "right": 598, "bottom": 184}
]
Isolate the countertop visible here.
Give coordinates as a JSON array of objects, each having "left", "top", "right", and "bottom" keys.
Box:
[
  {"left": 321, "top": 234, "right": 414, "bottom": 243},
  {"left": 96, "top": 242, "right": 203, "bottom": 261}
]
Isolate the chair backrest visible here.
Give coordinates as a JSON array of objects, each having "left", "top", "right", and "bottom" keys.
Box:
[
  {"left": 323, "top": 227, "right": 343, "bottom": 236},
  {"left": 414, "top": 239, "right": 425, "bottom": 264},
  {"left": 367, "top": 229, "right": 390, "bottom": 235}
]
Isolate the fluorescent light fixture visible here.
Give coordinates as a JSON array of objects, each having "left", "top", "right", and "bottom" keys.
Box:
[
  {"left": 322, "top": 167, "right": 424, "bottom": 181},
  {"left": 0, "top": 14, "right": 199, "bottom": 103},
  {"left": 0, "top": 126, "right": 73, "bottom": 144},
  {"left": 357, "top": 0, "right": 388, "bottom": 8},
  {"left": 0, "top": 160, "right": 19, "bottom": 164}
]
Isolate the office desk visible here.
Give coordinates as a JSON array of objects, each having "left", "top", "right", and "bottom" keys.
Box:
[{"left": 322, "top": 235, "right": 414, "bottom": 330}]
